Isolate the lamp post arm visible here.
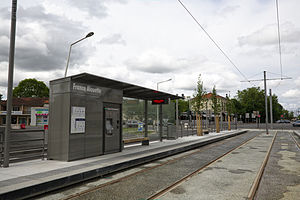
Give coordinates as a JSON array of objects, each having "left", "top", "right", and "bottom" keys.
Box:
[
  {"left": 64, "top": 37, "right": 89, "bottom": 77},
  {"left": 157, "top": 78, "right": 172, "bottom": 90},
  {"left": 71, "top": 36, "right": 87, "bottom": 46}
]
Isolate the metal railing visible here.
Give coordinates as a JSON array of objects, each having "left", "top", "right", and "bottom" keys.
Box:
[{"left": 0, "top": 128, "right": 47, "bottom": 167}]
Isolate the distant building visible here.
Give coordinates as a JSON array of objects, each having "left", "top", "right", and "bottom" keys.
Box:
[
  {"left": 0, "top": 97, "right": 49, "bottom": 126},
  {"left": 190, "top": 93, "right": 228, "bottom": 118},
  {"left": 201, "top": 93, "right": 227, "bottom": 113}
]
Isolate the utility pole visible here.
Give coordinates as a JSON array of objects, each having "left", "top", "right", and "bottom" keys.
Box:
[
  {"left": 241, "top": 71, "right": 292, "bottom": 134},
  {"left": 264, "top": 71, "right": 269, "bottom": 135},
  {"left": 269, "top": 89, "right": 273, "bottom": 129},
  {"left": 4, "top": 0, "right": 17, "bottom": 168}
]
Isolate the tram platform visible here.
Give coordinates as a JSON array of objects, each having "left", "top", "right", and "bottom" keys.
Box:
[{"left": 0, "top": 130, "right": 247, "bottom": 200}]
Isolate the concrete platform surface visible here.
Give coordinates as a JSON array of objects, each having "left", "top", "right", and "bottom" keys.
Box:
[{"left": 0, "top": 130, "right": 246, "bottom": 200}]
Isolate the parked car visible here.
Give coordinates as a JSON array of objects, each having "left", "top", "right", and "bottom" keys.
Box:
[
  {"left": 276, "top": 120, "right": 290, "bottom": 123},
  {"left": 292, "top": 120, "right": 300, "bottom": 127}
]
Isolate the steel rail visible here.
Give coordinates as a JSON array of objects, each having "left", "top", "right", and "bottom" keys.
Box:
[
  {"left": 63, "top": 132, "right": 256, "bottom": 200},
  {"left": 289, "top": 132, "right": 300, "bottom": 150},
  {"left": 147, "top": 132, "right": 262, "bottom": 200}
]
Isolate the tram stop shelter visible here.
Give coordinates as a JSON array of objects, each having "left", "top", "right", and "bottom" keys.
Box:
[{"left": 48, "top": 73, "right": 182, "bottom": 161}]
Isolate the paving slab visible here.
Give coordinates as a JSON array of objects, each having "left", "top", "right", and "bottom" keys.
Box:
[{"left": 0, "top": 130, "right": 246, "bottom": 200}]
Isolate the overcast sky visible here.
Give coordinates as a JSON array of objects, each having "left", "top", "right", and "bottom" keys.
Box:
[{"left": 0, "top": 0, "right": 299, "bottom": 112}]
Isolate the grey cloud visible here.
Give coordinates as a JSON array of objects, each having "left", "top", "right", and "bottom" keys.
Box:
[
  {"left": 176, "top": 85, "right": 195, "bottom": 91},
  {"left": 238, "top": 23, "right": 300, "bottom": 47},
  {"left": 126, "top": 60, "right": 176, "bottom": 74},
  {"left": 0, "top": 79, "right": 7, "bottom": 87},
  {"left": 217, "top": 5, "right": 240, "bottom": 17},
  {"left": 0, "top": 6, "right": 93, "bottom": 72},
  {"left": 68, "top": 0, "right": 127, "bottom": 18},
  {"left": 126, "top": 54, "right": 207, "bottom": 74},
  {"left": 99, "top": 34, "right": 126, "bottom": 45}
]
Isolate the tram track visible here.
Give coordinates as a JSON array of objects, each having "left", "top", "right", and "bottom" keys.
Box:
[
  {"left": 46, "top": 131, "right": 263, "bottom": 200},
  {"left": 148, "top": 131, "right": 267, "bottom": 200},
  {"left": 253, "top": 130, "right": 300, "bottom": 200},
  {"left": 62, "top": 135, "right": 234, "bottom": 200},
  {"left": 289, "top": 132, "right": 300, "bottom": 150}
]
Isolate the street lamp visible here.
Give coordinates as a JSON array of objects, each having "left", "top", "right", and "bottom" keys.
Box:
[
  {"left": 64, "top": 32, "right": 94, "bottom": 77},
  {"left": 156, "top": 78, "right": 172, "bottom": 133},
  {"left": 3, "top": 0, "right": 18, "bottom": 168}
]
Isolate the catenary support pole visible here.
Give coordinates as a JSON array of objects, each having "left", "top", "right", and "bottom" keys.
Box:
[
  {"left": 264, "top": 71, "right": 269, "bottom": 134},
  {"left": 4, "top": 0, "right": 17, "bottom": 168},
  {"left": 269, "top": 89, "right": 273, "bottom": 129}
]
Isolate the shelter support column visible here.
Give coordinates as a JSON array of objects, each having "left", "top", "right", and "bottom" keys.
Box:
[
  {"left": 142, "top": 100, "right": 149, "bottom": 146},
  {"left": 144, "top": 100, "right": 148, "bottom": 138},
  {"left": 176, "top": 99, "right": 179, "bottom": 136},
  {"left": 159, "top": 104, "right": 163, "bottom": 142}
]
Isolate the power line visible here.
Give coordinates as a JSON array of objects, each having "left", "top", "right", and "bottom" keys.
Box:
[
  {"left": 240, "top": 77, "right": 291, "bottom": 82},
  {"left": 240, "top": 71, "right": 292, "bottom": 82},
  {"left": 177, "top": 0, "right": 252, "bottom": 85},
  {"left": 276, "top": 0, "right": 283, "bottom": 79},
  {"left": 248, "top": 71, "right": 263, "bottom": 79},
  {"left": 268, "top": 71, "right": 290, "bottom": 78}
]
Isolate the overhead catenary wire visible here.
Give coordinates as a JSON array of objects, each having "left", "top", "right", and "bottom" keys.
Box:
[
  {"left": 276, "top": 0, "right": 283, "bottom": 80},
  {"left": 267, "top": 71, "right": 290, "bottom": 78},
  {"left": 248, "top": 71, "right": 264, "bottom": 79},
  {"left": 177, "top": 0, "right": 252, "bottom": 85}
]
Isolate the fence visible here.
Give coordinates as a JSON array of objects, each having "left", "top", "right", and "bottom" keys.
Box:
[{"left": 0, "top": 128, "right": 46, "bottom": 167}]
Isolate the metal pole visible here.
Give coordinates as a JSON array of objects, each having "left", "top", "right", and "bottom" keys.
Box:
[
  {"left": 220, "top": 112, "right": 223, "bottom": 131},
  {"left": 64, "top": 45, "right": 72, "bottom": 77},
  {"left": 156, "top": 84, "right": 159, "bottom": 133},
  {"left": 176, "top": 99, "right": 179, "bottom": 138},
  {"left": 4, "top": 0, "right": 17, "bottom": 168},
  {"left": 155, "top": 78, "right": 172, "bottom": 133},
  {"left": 42, "top": 129, "right": 45, "bottom": 160},
  {"left": 144, "top": 100, "right": 148, "bottom": 138},
  {"left": 159, "top": 104, "right": 163, "bottom": 142},
  {"left": 235, "top": 114, "right": 237, "bottom": 130},
  {"left": 269, "top": 89, "right": 273, "bottom": 129},
  {"left": 264, "top": 71, "right": 269, "bottom": 134},
  {"left": 64, "top": 33, "right": 93, "bottom": 77}
]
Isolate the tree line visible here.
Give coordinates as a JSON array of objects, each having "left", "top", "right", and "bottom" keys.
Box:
[
  {"left": 178, "top": 75, "right": 297, "bottom": 122},
  {"left": 0, "top": 78, "right": 298, "bottom": 121}
]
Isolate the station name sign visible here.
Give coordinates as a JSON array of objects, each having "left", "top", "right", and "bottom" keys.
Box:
[{"left": 72, "top": 83, "right": 102, "bottom": 95}]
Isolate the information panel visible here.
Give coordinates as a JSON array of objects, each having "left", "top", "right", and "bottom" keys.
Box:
[{"left": 71, "top": 106, "right": 85, "bottom": 134}]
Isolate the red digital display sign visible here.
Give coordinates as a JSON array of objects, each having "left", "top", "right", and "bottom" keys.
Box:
[{"left": 152, "top": 99, "right": 169, "bottom": 105}]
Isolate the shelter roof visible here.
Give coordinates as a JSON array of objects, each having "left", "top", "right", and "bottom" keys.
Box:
[{"left": 59, "top": 73, "right": 183, "bottom": 100}]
